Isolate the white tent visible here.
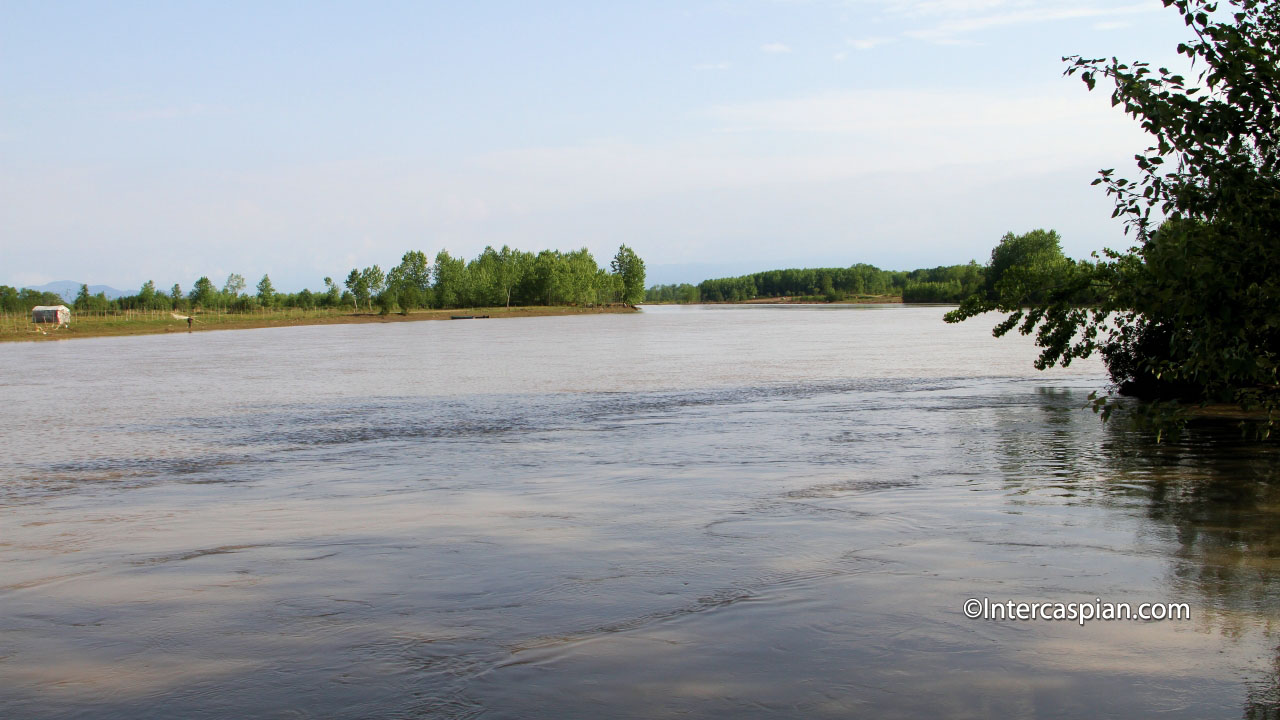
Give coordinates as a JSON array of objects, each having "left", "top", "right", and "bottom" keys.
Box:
[{"left": 31, "top": 305, "right": 71, "bottom": 325}]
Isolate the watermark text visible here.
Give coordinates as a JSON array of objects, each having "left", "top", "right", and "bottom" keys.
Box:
[{"left": 963, "top": 597, "right": 1190, "bottom": 625}]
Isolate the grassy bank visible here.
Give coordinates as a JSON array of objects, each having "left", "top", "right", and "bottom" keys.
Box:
[{"left": 0, "top": 305, "right": 638, "bottom": 343}]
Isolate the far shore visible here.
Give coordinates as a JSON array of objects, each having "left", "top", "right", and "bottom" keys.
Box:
[
  {"left": 645, "top": 295, "right": 905, "bottom": 306},
  {"left": 738, "top": 295, "right": 903, "bottom": 304},
  {"left": 0, "top": 305, "right": 639, "bottom": 343}
]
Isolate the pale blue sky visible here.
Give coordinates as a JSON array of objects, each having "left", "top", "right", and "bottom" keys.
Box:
[{"left": 2, "top": 1, "right": 1189, "bottom": 290}]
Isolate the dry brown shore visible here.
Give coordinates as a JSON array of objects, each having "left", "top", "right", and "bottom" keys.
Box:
[{"left": 0, "top": 305, "right": 639, "bottom": 343}]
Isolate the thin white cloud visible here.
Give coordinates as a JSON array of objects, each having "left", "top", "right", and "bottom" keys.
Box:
[
  {"left": 1093, "top": 20, "right": 1131, "bottom": 31},
  {"left": 761, "top": 42, "right": 792, "bottom": 53},
  {"left": 0, "top": 88, "right": 1146, "bottom": 290},
  {"left": 813, "top": 0, "right": 1164, "bottom": 44},
  {"left": 902, "top": 2, "right": 1160, "bottom": 42},
  {"left": 881, "top": 0, "right": 1019, "bottom": 18},
  {"left": 848, "top": 36, "right": 895, "bottom": 50}
]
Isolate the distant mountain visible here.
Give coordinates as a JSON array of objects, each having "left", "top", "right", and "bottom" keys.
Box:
[{"left": 21, "top": 281, "right": 130, "bottom": 302}]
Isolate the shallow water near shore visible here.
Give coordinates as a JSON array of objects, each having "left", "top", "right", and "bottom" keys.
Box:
[{"left": 1, "top": 304, "right": 1277, "bottom": 719}]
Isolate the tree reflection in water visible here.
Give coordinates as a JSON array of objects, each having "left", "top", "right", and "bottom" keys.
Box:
[{"left": 1026, "top": 393, "right": 1280, "bottom": 718}]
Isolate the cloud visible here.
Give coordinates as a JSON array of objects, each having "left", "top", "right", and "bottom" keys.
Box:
[
  {"left": 1093, "top": 20, "right": 1131, "bottom": 31},
  {"left": 0, "top": 122, "right": 1139, "bottom": 289},
  {"left": 900, "top": 1, "right": 1160, "bottom": 42},
  {"left": 848, "top": 36, "right": 895, "bottom": 50},
  {"left": 0, "top": 82, "right": 1151, "bottom": 289},
  {"left": 879, "top": 0, "right": 1021, "bottom": 17},
  {"left": 761, "top": 42, "right": 792, "bottom": 53}
]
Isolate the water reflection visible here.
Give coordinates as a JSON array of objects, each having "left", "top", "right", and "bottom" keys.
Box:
[
  {"left": 996, "top": 405, "right": 1280, "bottom": 719},
  {"left": 1114, "top": 423, "right": 1280, "bottom": 720}
]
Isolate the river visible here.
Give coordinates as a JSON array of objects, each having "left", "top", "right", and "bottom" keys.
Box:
[{"left": 1, "top": 304, "right": 1276, "bottom": 718}]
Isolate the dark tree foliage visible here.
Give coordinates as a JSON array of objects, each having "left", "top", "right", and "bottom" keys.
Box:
[
  {"left": 0, "top": 286, "right": 64, "bottom": 312},
  {"left": 691, "top": 264, "right": 909, "bottom": 303},
  {"left": 947, "top": 0, "right": 1280, "bottom": 434},
  {"left": 649, "top": 262, "right": 984, "bottom": 304},
  {"left": 902, "top": 262, "right": 984, "bottom": 303},
  {"left": 256, "top": 274, "right": 276, "bottom": 306},
  {"left": 645, "top": 283, "right": 701, "bottom": 304},
  {"left": 189, "top": 276, "right": 218, "bottom": 309}
]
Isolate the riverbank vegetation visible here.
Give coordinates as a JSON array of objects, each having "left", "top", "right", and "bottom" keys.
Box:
[
  {"left": 646, "top": 262, "right": 985, "bottom": 304},
  {"left": 946, "top": 0, "right": 1279, "bottom": 436},
  {"left": 2, "top": 244, "right": 646, "bottom": 342},
  {"left": 0, "top": 286, "right": 67, "bottom": 312},
  {"left": 3, "top": 243, "right": 645, "bottom": 319}
]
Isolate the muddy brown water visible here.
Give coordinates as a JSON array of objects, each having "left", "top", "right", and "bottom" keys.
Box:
[{"left": 1, "top": 304, "right": 1276, "bottom": 719}]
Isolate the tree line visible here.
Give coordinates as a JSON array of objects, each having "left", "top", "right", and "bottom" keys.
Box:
[
  {"left": 0, "top": 287, "right": 66, "bottom": 314},
  {"left": 341, "top": 245, "right": 645, "bottom": 313},
  {"left": 2, "top": 245, "right": 646, "bottom": 315},
  {"left": 646, "top": 262, "right": 985, "bottom": 304}
]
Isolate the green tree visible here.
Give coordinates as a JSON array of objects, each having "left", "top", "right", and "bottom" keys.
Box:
[
  {"left": 590, "top": 268, "right": 616, "bottom": 305},
  {"left": 223, "top": 273, "right": 246, "bottom": 297},
  {"left": 391, "top": 250, "right": 432, "bottom": 311},
  {"left": 388, "top": 251, "right": 430, "bottom": 313},
  {"left": 322, "top": 277, "right": 342, "bottom": 307},
  {"left": 256, "top": 274, "right": 275, "bottom": 307},
  {"left": 527, "top": 250, "right": 567, "bottom": 305},
  {"left": 359, "top": 266, "right": 384, "bottom": 310},
  {"left": 820, "top": 273, "right": 839, "bottom": 303},
  {"left": 344, "top": 269, "right": 366, "bottom": 309},
  {"left": 562, "top": 248, "right": 599, "bottom": 306},
  {"left": 433, "top": 251, "right": 467, "bottom": 308},
  {"left": 374, "top": 290, "right": 394, "bottom": 315},
  {"left": 948, "top": 0, "right": 1280, "bottom": 433},
  {"left": 10, "top": 287, "right": 63, "bottom": 311},
  {"left": 71, "top": 283, "right": 110, "bottom": 312},
  {"left": 610, "top": 244, "right": 646, "bottom": 305},
  {"left": 945, "top": 230, "right": 1100, "bottom": 370},
  {"left": 189, "top": 276, "right": 218, "bottom": 308},
  {"left": 483, "top": 245, "right": 528, "bottom": 308},
  {"left": 0, "top": 285, "right": 18, "bottom": 313}
]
